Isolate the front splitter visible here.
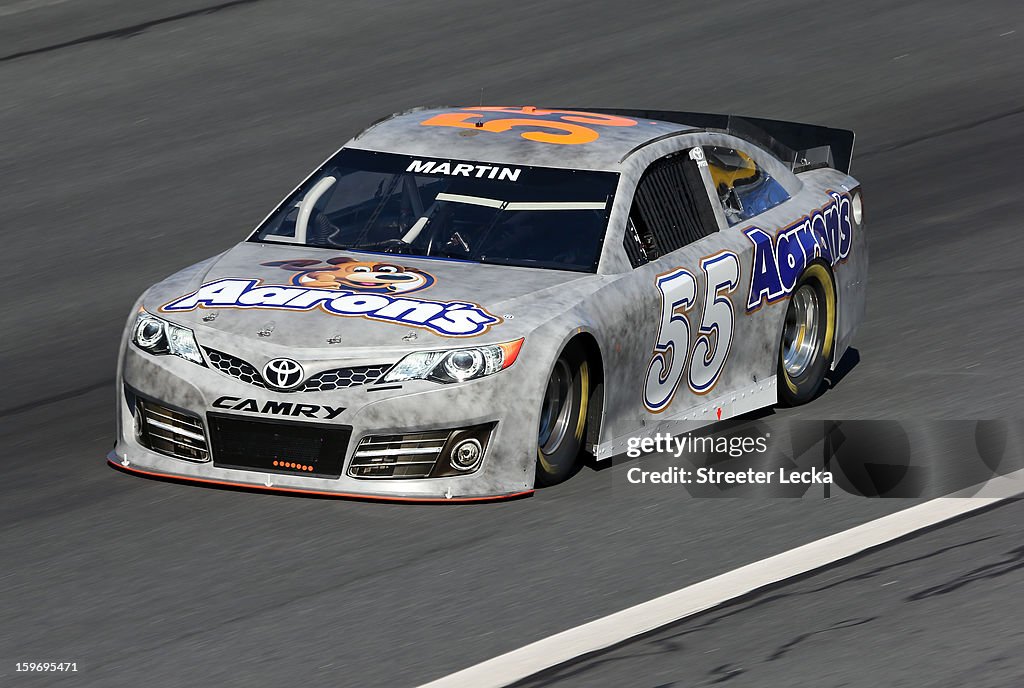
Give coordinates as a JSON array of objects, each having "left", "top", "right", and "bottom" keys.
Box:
[{"left": 106, "top": 453, "right": 534, "bottom": 504}]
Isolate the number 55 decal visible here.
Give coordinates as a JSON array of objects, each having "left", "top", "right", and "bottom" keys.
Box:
[{"left": 643, "top": 251, "right": 740, "bottom": 413}]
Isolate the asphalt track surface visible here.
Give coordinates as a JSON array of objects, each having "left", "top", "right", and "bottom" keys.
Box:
[
  {"left": 1, "top": 1, "right": 1021, "bottom": 686},
  {"left": 514, "top": 500, "right": 1024, "bottom": 688}
]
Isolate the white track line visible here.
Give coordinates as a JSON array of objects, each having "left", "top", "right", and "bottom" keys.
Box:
[{"left": 419, "top": 468, "right": 1024, "bottom": 688}]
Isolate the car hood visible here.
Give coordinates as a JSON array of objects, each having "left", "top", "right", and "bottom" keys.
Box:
[{"left": 143, "top": 242, "right": 601, "bottom": 353}]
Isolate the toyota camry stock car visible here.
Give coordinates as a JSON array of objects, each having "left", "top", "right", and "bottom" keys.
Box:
[{"left": 111, "top": 106, "right": 867, "bottom": 501}]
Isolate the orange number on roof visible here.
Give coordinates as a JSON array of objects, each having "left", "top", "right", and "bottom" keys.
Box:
[
  {"left": 471, "top": 107, "right": 638, "bottom": 127},
  {"left": 421, "top": 108, "right": 638, "bottom": 145}
]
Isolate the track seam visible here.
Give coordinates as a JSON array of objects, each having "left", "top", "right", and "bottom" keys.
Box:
[
  {"left": 0, "top": 0, "right": 262, "bottom": 64},
  {"left": 0, "top": 379, "right": 111, "bottom": 417},
  {"left": 859, "top": 105, "right": 1024, "bottom": 158}
]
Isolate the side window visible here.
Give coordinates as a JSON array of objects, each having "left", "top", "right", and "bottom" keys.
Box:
[
  {"left": 705, "top": 146, "right": 790, "bottom": 225},
  {"left": 622, "top": 149, "right": 719, "bottom": 267}
]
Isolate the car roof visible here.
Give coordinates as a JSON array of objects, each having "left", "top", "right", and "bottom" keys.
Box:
[{"left": 346, "top": 106, "right": 697, "bottom": 172}]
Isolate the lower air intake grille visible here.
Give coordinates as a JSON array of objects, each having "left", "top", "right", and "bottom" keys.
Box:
[
  {"left": 348, "top": 431, "right": 452, "bottom": 479},
  {"left": 208, "top": 414, "right": 351, "bottom": 478},
  {"left": 136, "top": 398, "right": 210, "bottom": 462}
]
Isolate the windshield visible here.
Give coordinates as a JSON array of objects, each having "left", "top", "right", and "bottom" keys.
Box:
[{"left": 250, "top": 149, "right": 619, "bottom": 272}]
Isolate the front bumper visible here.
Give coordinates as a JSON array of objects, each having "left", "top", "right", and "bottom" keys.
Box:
[{"left": 112, "top": 343, "right": 540, "bottom": 501}]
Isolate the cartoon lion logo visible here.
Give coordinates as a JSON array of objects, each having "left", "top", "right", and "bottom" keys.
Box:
[{"left": 261, "top": 257, "right": 434, "bottom": 294}]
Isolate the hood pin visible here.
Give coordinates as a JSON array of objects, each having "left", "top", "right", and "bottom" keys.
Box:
[
  {"left": 402, "top": 331, "right": 418, "bottom": 341},
  {"left": 202, "top": 312, "right": 218, "bottom": 322},
  {"left": 327, "top": 334, "right": 344, "bottom": 344},
  {"left": 257, "top": 322, "right": 275, "bottom": 337}
]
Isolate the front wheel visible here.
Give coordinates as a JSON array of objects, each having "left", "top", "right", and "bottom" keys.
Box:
[
  {"left": 535, "top": 344, "right": 589, "bottom": 487},
  {"left": 777, "top": 264, "right": 835, "bottom": 406}
]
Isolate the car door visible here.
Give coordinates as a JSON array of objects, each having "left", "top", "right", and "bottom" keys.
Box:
[{"left": 622, "top": 142, "right": 772, "bottom": 425}]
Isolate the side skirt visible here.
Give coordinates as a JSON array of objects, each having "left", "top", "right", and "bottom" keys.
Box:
[{"left": 590, "top": 376, "right": 778, "bottom": 460}]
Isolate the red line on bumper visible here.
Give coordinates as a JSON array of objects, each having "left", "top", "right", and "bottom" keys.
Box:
[{"left": 107, "top": 458, "right": 533, "bottom": 504}]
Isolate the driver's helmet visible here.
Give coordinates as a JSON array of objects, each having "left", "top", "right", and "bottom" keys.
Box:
[{"left": 705, "top": 148, "right": 760, "bottom": 198}]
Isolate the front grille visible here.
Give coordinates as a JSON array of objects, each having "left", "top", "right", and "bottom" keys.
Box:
[
  {"left": 136, "top": 398, "right": 210, "bottom": 462},
  {"left": 302, "top": 365, "right": 390, "bottom": 392},
  {"left": 348, "top": 431, "right": 451, "bottom": 479},
  {"left": 204, "top": 348, "right": 387, "bottom": 392},
  {"left": 205, "top": 348, "right": 267, "bottom": 388},
  {"left": 208, "top": 414, "right": 351, "bottom": 478}
]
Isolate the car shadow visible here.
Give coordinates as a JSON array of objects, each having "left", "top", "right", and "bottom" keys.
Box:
[{"left": 824, "top": 346, "right": 860, "bottom": 392}]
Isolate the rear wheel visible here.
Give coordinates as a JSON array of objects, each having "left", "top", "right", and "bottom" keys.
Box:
[
  {"left": 535, "top": 344, "right": 589, "bottom": 487},
  {"left": 778, "top": 264, "right": 835, "bottom": 406}
]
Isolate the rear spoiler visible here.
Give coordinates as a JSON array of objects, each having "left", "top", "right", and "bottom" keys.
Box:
[{"left": 580, "top": 109, "right": 856, "bottom": 174}]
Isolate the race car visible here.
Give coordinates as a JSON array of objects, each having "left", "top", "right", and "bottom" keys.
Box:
[{"left": 110, "top": 106, "right": 867, "bottom": 501}]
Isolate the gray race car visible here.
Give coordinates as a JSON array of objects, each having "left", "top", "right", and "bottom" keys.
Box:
[{"left": 111, "top": 106, "right": 867, "bottom": 501}]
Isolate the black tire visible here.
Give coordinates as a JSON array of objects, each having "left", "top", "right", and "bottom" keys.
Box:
[
  {"left": 777, "top": 264, "right": 836, "bottom": 406},
  {"left": 534, "top": 343, "right": 590, "bottom": 487}
]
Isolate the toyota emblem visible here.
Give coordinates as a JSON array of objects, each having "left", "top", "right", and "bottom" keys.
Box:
[{"left": 263, "top": 358, "right": 304, "bottom": 390}]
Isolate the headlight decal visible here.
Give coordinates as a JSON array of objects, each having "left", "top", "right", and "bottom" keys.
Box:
[
  {"left": 131, "top": 310, "right": 205, "bottom": 365},
  {"left": 134, "top": 314, "right": 165, "bottom": 349},
  {"left": 497, "top": 338, "right": 523, "bottom": 368},
  {"left": 382, "top": 338, "right": 523, "bottom": 384}
]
